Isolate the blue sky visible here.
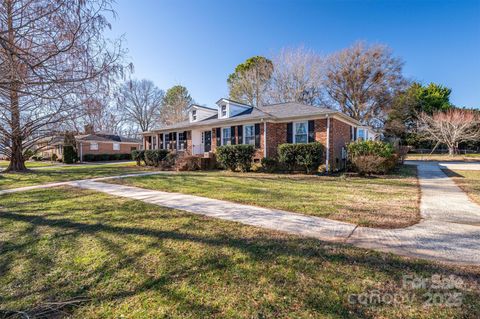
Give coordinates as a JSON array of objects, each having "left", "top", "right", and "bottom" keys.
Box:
[{"left": 109, "top": 0, "right": 480, "bottom": 108}]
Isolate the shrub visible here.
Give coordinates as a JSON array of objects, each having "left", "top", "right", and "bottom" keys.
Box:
[
  {"left": 63, "top": 145, "right": 77, "bottom": 164},
  {"left": 176, "top": 156, "right": 201, "bottom": 171},
  {"left": 83, "top": 154, "right": 94, "bottom": 162},
  {"left": 51, "top": 153, "right": 58, "bottom": 162},
  {"left": 23, "top": 149, "right": 35, "bottom": 160},
  {"left": 261, "top": 157, "right": 279, "bottom": 173},
  {"left": 216, "top": 145, "right": 238, "bottom": 171},
  {"left": 131, "top": 150, "right": 144, "bottom": 166},
  {"left": 144, "top": 149, "right": 169, "bottom": 167},
  {"left": 234, "top": 145, "right": 256, "bottom": 172},
  {"left": 347, "top": 141, "right": 397, "bottom": 175},
  {"left": 217, "top": 144, "right": 256, "bottom": 172},
  {"left": 278, "top": 142, "right": 324, "bottom": 173}
]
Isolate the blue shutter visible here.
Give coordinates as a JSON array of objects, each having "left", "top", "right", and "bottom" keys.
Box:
[
  {"left": 254, "top": 123, "right": 260, "bottom": 149},
  {"left": 231, "top": 126, "right": 236, "bottom": 145},
  {"left": 287, "top": 123, "right": 293, "bottom": 143},
  {"left": 308, "top": 120, "right": 315, "bottom": 143}
]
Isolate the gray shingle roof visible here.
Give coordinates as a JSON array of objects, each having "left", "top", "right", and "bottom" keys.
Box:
[{"left": 147, "top": 102, "right": 358, "bottom": 133}]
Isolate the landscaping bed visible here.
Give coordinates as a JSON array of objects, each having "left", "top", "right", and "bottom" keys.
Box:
[
  {"left": 0, "top": 188, "right": 478, "bottom": 318},
  {"left": 109, "top": 165, "right": 420, "bottom": 228}
]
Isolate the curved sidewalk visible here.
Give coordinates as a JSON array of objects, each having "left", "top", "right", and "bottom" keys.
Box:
[
  {"left": 2, "top": 163, "right": 479, "bottom": 265},
  {"left": 66, "top": 162, "right": 480, "bottom": 266}
]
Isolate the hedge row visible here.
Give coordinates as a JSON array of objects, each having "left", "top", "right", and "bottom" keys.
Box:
[{"left": 83, "top": 153, "right": 131, "bottom": 162}]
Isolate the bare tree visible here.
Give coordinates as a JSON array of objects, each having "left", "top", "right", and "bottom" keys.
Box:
[
  {"left": 227, "top": 56, "right": 273, "bottom": 107},
  {"left": 0, "top": 0, "right": 126, "bottom": 172},
  {"left": 417, "top": 109, "right": 480, "bottom": 155},
  {"left": 115, "top": 79, "right": 164, "bottom": 133},
  {"left": 267, "top": 47, "right": 324, "bottom": 106},
  {"left": 324, "top": 42, "right": 406, "bottom": 127}
]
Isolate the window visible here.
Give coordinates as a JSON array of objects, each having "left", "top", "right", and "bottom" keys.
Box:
[
  {"left": 192, "top": 110, "right": 197, "bottom": 121},
  {"left": 358, "top": 129, "right": 365, "bottom": 141},
  {"left": 90, "top": 142, "right": 99, "bottom": 151},
  {"left": 222, "top": 127, "right": 231, "bottom": 145},
  {"left": 221, "top": 105, "right": 227, "bottom": 117},
  {"left": 164, "top": 133, "right": 171, "bottom": 149},
  {"left": 244, "top": 124, "right": 255, "bottom": 145},
  {"left": 293, "top": 121, "right": 308, "bottom": 143},
  {"left": 113, "top": 143, "right": 120, "bottom": 151},
  {"left": 178, "top": 132, "right": 186, "bottom": 150}
]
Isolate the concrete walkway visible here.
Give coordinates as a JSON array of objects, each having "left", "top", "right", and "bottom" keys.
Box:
[{"left": 2, "top": 163, "right": 480, "bottom": 265}]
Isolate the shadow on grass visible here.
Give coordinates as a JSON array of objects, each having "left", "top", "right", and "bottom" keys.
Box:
[{"left": 0, "top": 188, "right": 478, "bottom": 318}]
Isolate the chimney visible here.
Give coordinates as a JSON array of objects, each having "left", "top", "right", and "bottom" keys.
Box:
[{"left": 84, "top": 124, "right": 94, "bottom": 134}]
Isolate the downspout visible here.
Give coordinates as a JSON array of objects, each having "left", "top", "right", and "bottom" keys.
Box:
[
  {"left": 326, "top": 115, "right": 330, "bottom": 173},
  {"left": 79, "top": 142, "right": 83, "bottom": 163},
  {"left": 263, "top": 120, "right": 267, "bottom": 158}
]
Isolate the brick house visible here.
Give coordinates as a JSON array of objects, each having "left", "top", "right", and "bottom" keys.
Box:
[
  {"left": 37, "top": 133, "right": 140, "bottom": 161},
  {"left": 142, "top": 98, "right": 376, "bottom": 171}
]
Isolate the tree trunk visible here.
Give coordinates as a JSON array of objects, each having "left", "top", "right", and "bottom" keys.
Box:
[
  {"left": 3, "top": 0, "right": 27, "bottom": 173},
  {"left": 448, "top": 146, "right": 455, "bottom": 156},
  {"left": 5, "top": 91, "right": 27, "bottom": 172}
]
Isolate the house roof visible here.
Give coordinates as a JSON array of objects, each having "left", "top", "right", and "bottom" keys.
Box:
[
  {"left": 38, "top": 134, "right": 140, "bottom": 145},
  {"left": 145, "top": 101, "right": 361, "bottom": 133}
]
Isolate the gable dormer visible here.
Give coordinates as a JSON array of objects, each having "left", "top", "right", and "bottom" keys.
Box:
[
  {"left": 216, "top": 98, "right": 253, "bottom": 119},
  {"left": 188, "top": 104, "right": 217, "bottom": 123}
]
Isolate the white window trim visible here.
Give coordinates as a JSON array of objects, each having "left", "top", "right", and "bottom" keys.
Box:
[
  {"left": 90, "top": 142, "right": 99, "bottom": 151},
  {"left": 113, "top": 143, "right": 120, "bottom": 151},
  {"left": 220, "top": 104, "right": 228, "bottom": 118},
  {"left": 293, "top": 121, "right": 308, "bottom": 144},
  {"left": 221, "top": 127, "right": 231, "bottom": 146},
  {"left": 243, "top": 124, "right": 256, "bottom": 145}
]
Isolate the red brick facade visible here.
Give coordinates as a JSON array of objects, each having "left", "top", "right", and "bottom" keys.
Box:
[{"left": 144, "top": 116, "right": 353, "bottom": 171}]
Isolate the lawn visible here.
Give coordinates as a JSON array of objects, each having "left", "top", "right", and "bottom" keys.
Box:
[
  {"left": 444, "top": 169, "right": 480, "bottom": 205},
  {"left": 108, "top": 165, "right": 420, "bottom": 228},
  {"left": 0, "top": 188, "right": 478, "bottom": 318},
  {"left": 406, "top": 153, "right": 480, "bottom": 162},
  {"left": 0, "top": 160, "right": 59, "bottom": 168},
  {"left": 0, "top": 162, "right": 149, "bottom": 190}
]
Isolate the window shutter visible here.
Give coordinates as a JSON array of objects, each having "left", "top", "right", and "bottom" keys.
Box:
[
  {"left": 237, "top": 125, "right": 243, "bottom": 144},
  {"left": 287, "top": 122, "right": 293, "bottom": 143},
  {"left": 215, "top": 128, "right": 221, "bottom": 147},
  {"left": 354, "top": 127, "right": 357, "bottom": 141},
  {"left": 184, "top": 131, "right": 188, "bottom": 149},
  {"left": 254, "top": 123, "right": 261, "bottom": 149},
  {"left": 230, "top": 126, "right": 236, "bottom": 145},
  {"left": 159, "top": 134, "right": 163, "bottom": 149},
  {"left": 169, "top": 133, "right": 173, "bottom": 149},
  {"left": 172, "top": 132, "right": 177, "bottom": 150},
  {"left": 308, "top": 120, "right": 315, "bottom": 143}
]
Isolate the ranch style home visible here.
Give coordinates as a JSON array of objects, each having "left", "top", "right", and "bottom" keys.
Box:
[{"left": 142, "top": 98, "right": 376, "bottom": 171}]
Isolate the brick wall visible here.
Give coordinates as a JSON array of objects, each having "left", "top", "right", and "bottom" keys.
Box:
[
  {"left": 328, "top": 119, "right": 351, "bottom": 170},
  {"left": 80, "top": 141, "right": 138, "bottom": 155}
]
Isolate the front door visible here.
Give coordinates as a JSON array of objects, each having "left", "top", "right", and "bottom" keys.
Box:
[{"left": 204, "top": 131, "right": 211, "bottom": 152}]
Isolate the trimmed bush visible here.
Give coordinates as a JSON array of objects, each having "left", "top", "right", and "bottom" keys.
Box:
[
  {"left": 217, "top": 144, "right": 256, "bottom": 172},
  {"left": 63, "top": 145, "right": 77, "bottom": 164},
  {"left": 347, "top": 141, "right": 396, "bottom": 175},
  {"left": 278, "top": 142, "right": 324, "bottom": 173},
  {"left": 144, "top": 149, "right": 169, "bottom": 167},
  {"left": 260, "top": 157, "right": 278, "bottom": 173},
  {"left": 51, "top": 153, "right": 58, "bottom": 162},
  {"left": 83, "top": 154, "right": 94, "bottom": 162},
  {"left": 131, "top": 150, "right": 144, "bottom": 166},
  {"left": 176, "top": 156, "right": 201, "bottom": 171}
]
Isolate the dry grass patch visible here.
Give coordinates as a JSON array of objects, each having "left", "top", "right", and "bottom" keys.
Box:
[
  {"left": 109, "top": 165, "right": 420, "bottom": 228},
  {"left": 444, "top": 169, "right": 480, "bottom": 205},
  {"left": 406, "top": 154, "right": 480, "bottom": 162}
]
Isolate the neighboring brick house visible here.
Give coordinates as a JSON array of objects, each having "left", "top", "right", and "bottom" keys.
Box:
[
  {"left": 37, "top": 133, "right": 140, "bottom": 161},
  {"left": 142, "top": 98, "right": 376, "bottom": 171}
]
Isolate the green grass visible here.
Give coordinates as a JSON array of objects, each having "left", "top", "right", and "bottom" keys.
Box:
[
  {"left": 109, "top": 165, "right": 420, "bottom": 228},
  {"left": 0, "top": 160, "right": 59, "bottom": 168},
  {"left": 444, "top": 169, "right": 480, "bottom": 205},
  {"left": 0, "top": 162, "right": 148, "bottom": 190},
  {"left": 0, "top": 188, "right": 478, "bottom": 318}
]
